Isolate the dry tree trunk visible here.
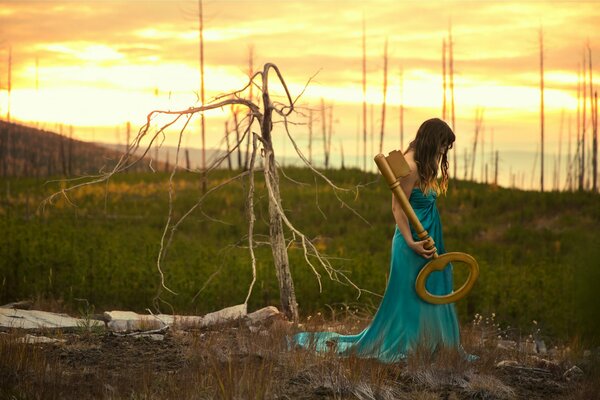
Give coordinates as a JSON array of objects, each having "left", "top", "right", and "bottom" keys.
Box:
[
  {"left": 321, "top": 98, "right": 327, "bottom": 168},
  {"left": 594, "top": 91, "right": 598, "bottom": 192},
  {"left": 379, "top": 37, "right": 388, "bottom": 155},
  {"left": 224, "top": 120, "right": 232, "bottom": 170},
  {"left": 588, "top": 43, "right": 596, "bottom": 192},
  {"left": 199, "top": 0, "right": 207, "bottom": 192},
  {"left": 232, "top": 107, "right": 242, "bottom": 169},
  {"left": 340, "top": 140, "right": 345, "bottom": 170},
  {"left": 494, "top": 150, "right": 499, "bottom": 186},
  {"left": 68, "top": 125, "right": 73, "bottom": 176},
  {"left": 399, "top": 67, "right": 404, "bottom": 150},
  {"left": 370, "top": 103, "right": 374, "bottom": 172},
  {"left": 244, "top": 45, "right": 254, "bottom": 171},
  {"left": 539, "top": 28, "right": 545, "bottom": 192},
  {"left": 442, "top": 38, "right": 447, "bottom": 121},
  {"left": 577, "top": 63, "right": 582, "bottom": 191},
  {"left": 470, "top": 108, "right": 483, "bottom": 182},
  {"left": 7, "top": 46, "right": 12, "bottom": 122},
  {"left": 308, "top": 108, "right": 313, "bottom": 164},
  {"left": 260, "top": 65, "right": 299, "bottom": 322},
  {"left": 448, "top": 24, "right": 457, "bottom": 180},
  {"left": 557, "top": 110, "right": 564, "bottom": 190},
  {"left": 566, "top": 115, "right": 573, "bottom": 190},
  {"left": 581, "top": 49, "right": 587, "bottom": 191},
  {"left": 327, "top": 102, "right": 333, "bottom": 168},
  {"left": 362, "top": 15, "right": 367, "bottom": 171}
]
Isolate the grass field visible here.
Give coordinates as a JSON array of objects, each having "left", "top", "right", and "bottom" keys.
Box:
[{"left": 1, "top": 167, "right": 599, "bottom": 345}]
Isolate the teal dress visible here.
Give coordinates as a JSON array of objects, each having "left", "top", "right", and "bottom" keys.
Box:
[{"left": 288, "top": 188, "right": 467, "bottom": 363}]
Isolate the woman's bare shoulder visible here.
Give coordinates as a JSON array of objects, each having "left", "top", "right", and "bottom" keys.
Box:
[{"left": 403, "top": 150, "right": 419, "bottom": 177}]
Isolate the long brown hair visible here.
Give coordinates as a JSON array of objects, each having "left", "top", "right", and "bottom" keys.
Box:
[{"left": 406, "top": 118, "right": 455, "bottom": 195}]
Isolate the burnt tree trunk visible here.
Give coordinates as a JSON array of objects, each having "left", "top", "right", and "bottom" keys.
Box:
[{"left": 261, "top": 66, "right": 299, "bottom": 322}]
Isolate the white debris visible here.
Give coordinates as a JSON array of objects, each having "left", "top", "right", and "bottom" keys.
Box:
[
  {"left": 200, "top": 304, "right": 247, "bottom": 327},
  {"left": 104, "top": 304, "right": 248, "bottom": 332},
  {"left": 246, "top": 306, "right": 280, "bottom": 326},
  {"left": 0, "top": 308, "right": 103, "bottom": 330},
  {"left": 495, "top": 360, "right": 519, "bottom": 368},
  {"left": 17, "top": 334, "right": 66, "bottom": 344}
]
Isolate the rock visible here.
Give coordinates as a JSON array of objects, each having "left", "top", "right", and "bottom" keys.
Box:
[
  {"left": 496, "top": 360, "right": 519, "bottom": 368},
  {"left": 0, "top": 308, "right": 103, "bottom": 330},
  {"left": 246, "top": 306, "right": 280, "bottom": 326},
  {"left": 563, "top": 365, "right": 583, "bottom": 381},
  {"left": 17, "top": 334, "right": 66, "bottom": 344}
]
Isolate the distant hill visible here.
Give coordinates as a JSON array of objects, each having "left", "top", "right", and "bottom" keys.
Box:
[{"left": 0, "top": 121, "right": 159, "bottom": 177}]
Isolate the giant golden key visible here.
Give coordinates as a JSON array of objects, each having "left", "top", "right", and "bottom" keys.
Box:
[{"left": 374, "top": 151, "right": 479, "bottom": 304}]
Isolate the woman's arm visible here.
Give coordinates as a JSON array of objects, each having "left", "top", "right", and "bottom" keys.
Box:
[{"left": 391, "top": 175, "right": 436, "bottom": 259}]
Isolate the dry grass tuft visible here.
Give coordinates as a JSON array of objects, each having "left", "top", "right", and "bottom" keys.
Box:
[{"left": 464, "top": 373, "right": 516, "bottom": 399}]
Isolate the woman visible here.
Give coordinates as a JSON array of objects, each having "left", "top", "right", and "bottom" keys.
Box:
[{"left": 289, "top": 118, "right": 472, "bottom": 363}]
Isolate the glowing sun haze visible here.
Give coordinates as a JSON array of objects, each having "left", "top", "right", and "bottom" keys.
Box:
[{"left": 0, "top": 0, "right": 598, "bottom": 186}]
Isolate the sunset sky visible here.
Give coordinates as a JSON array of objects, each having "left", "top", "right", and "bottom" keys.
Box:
[{"left": 0, "top": 0, "right": 598, "bottom": 188}]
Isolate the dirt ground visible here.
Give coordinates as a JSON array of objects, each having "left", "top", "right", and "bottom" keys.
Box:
[{"left": 1, "top": 320, "right": 599, "bottom": 400}]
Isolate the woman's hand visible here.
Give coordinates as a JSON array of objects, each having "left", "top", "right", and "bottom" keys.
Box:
[{"left": 408, "top": 238, "right": 436, "bottom": 259}]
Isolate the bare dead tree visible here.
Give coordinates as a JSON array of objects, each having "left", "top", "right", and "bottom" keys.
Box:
[
  {"left": 68, "top": 125, "right": 73, "bottom": 176},
  {"left": 370, "top": 103, "right": 374, "bottom": 172},
  {"left": 231, "top": 106, "right": 242, "bottom": 169},
  {"left": 494, "top": 150, "right": 499, "bottom": 186},
  {"left": 328, "top": 102, "right": 334, "bottom": 168},
  {"left": 379, "top": 37, "right": 388, "bottom": 155},
  {"left": 399, "top": 67, "right": 404, "bottom": 150},
  {"left": 199, "top": 0, "right": 207, "bottom": 191},
  {"left": 581, "top": 49, "right": 587, "bottom": 191},
  {"left": 321, "top": 98, "right": 328, "bottom": 168},
  {"left": 588, "top": 43, "right": 597, "bottom": 192},
  {"left": 224, "top": 120, "right": 232, "bottom": 170},
  {"left": 244, "top": 45, "right": 254, "bottom": 170},
  {"left": 7, "top": 46, "right": 12, "bottom": 122},
  {"left": 340, "top": 140, "right": 345, "bottom": 170},
  {"left": 539, "top": 27, "right": 545, "bottom": 192},
  {"left": 308, "top": 108, "right": 313, "bottom": 164},
  {"left": 42, "top": 63, "right": 374, "bottom": 323},
  {"left": 442, "top": 38, "right": 447, "bottom": 121},
  {"left": 470, "top": 108, "right": 483, "bottom": 182},
  {"left": 566, "top": 115, "right": 573, "bottom": 191},
  {"left": 576, "top": 63, "right": 582, "bottom": 191},
  {"left": 448, "top": 23, "right": 457, "bottom": 179},
  {"left": 593, "top": 91, "right": 598, "bottom": 192},
  {"left": 557, "top": 110, "right": 564, "bottom": 190},
  {"left": 355, "top": 115, "right": 359, "bottom": 167},
  {"left": 362, "top": 15, "right": 367, "bottom": 171},
  {"left": 480, "top": 124, "right": 485, "bottom": 184}
]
